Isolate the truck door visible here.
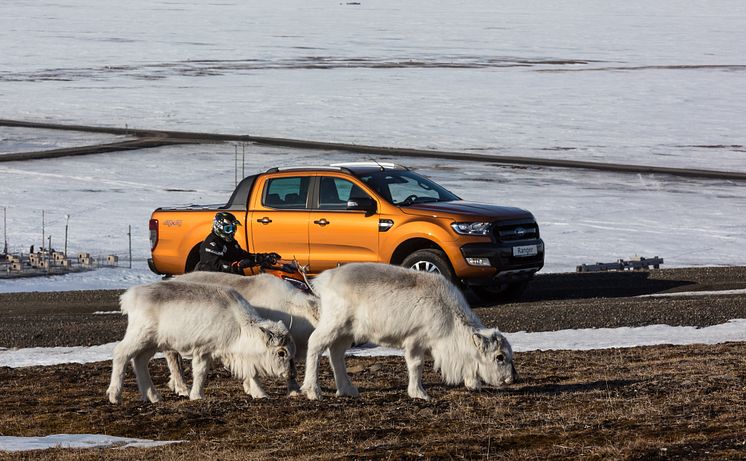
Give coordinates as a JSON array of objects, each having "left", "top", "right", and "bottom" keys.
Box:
[
  {"left": 250, "top": 175, "right": 311, "bottom": 265},
  {"left": 308, "top": 175, "right": 379, "bottom": 272}
]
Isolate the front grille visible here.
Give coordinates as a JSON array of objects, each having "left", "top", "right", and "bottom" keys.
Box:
[{"left": 493, "top": 221, "right": 539, "bottom": 242}]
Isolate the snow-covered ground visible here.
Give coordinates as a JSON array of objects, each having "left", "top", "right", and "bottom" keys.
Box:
[{"left": 3, "top": 318, "right": 745, "bottom": 368}]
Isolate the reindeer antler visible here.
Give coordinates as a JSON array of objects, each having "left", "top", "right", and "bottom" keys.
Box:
[{"left": 293, "top": 256, "right": 317, "bottom": 297}]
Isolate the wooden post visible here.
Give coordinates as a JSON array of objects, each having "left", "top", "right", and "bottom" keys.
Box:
[
  {"left": 64, "top": 214, "right": 69, "bottom": 257},
  {"left": 128, "top": 225, "right": 132, "bottom": 269},
  {"left": 2, "top": 206, "right": 7, "bottom": 255}
]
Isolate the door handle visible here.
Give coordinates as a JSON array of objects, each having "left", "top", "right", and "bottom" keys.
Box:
[
  {"left": 257, "top": 217, "right": 272, "bottom": 224},
  {"left": 313, "top": 218, "right": 330, "bottom": 226}
]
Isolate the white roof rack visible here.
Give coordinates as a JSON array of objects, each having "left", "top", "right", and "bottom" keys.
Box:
[
  {"left": 268, "top": 166, "right": 345, "bottom": 172},
  {"left": 330, "top": 162, "right": 405, "bottom": 169}
]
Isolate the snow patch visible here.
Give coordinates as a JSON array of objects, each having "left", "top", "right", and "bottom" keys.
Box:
[
  {"left": 2, "top": 320, "right": 744, "bottom": 368},
  {"left": 0, "top": 434, "right": 182, "bottom": 452},
  {"left": 637, "top": 288, "right": 746, "bottom": 298}
]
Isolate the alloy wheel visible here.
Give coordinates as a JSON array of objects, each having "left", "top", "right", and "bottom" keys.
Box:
[{"left": 410, "top": 261, "right": 441, "bottom": 274}]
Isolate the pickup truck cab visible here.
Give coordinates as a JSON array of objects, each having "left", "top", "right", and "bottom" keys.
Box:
[{"left": 148, "top": 162, "right": 544, "bottom": 301}]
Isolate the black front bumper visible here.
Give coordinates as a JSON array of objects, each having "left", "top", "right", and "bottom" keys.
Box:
[{"left": 460, "top": 239, "right": 545, "bottom": 287}]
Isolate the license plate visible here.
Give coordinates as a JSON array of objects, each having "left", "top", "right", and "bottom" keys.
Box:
[{"left": 513, "top": 245, "right": 538, "bottom": 257}]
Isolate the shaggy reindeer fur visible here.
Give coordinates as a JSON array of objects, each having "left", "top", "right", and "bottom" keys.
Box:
[
  {"left": 170, "top": 272, "right": 319, "bottom": 394},
  {"left": 301, "top": 263, "right": 518, "bottom": 400},
  {"left": 106, "top": 281, "right": 295, "bottom": 403}
]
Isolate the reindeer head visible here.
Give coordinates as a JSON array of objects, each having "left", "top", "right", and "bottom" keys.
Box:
[
  {"left": 472, "top": 328, "right": 518, "bottom": 387},
  {"left": 258, "top": 320, "right": 297, "bottom": 379}
]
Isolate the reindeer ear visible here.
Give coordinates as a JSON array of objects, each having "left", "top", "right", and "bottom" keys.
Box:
[
  {"left": 472, "top": 333, "right": 490, "bottom": 353},
  {"left": 259, "top": 326, "right": 275, "bottom": 344}
]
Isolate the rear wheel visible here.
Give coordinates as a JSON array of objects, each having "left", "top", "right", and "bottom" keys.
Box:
[
  {"left": 401, "top": 249, "right": 456, "bottom": 284},
  {"left": 184, "top": 244, "right": 201, "bottom": 273}
]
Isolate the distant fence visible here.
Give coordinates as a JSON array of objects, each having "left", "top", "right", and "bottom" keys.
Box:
[{"left": 1, "top": 251, "right": 123, "bottom": 279}]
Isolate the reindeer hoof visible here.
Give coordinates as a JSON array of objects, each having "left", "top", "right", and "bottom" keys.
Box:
[
  {"left": 408, "top": 389, "right": 430, "bottom": 400},
  {"left": 106, "top": 390, "right": 121, "bottom": 405},
  {"left": 336, "top": 387, "right": 359, "bottom": 398},
  {"left": 301, "top": 385, "right": 321, "bottom": 400}
]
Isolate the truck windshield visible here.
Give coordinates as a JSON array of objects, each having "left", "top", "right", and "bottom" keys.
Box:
[{"left": 357, "top": 170, "right": 460, "bottom": 206}]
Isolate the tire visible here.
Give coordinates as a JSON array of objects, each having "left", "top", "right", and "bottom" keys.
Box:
[
  {"left": 184, "top": 244, "right": 201, "bottom": 273},
  {"left": 401, "top": 249, "right": 456, "bottom": 284},
  {"left": 472, "top": 281, "right": 529, "bottom": 305}
]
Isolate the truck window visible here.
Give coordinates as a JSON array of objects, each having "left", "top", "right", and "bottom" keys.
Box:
[
  {"left": 318, "top": 177, "right": 370, "bottom": 210},
  {"left": 263, "top": 176, "right": 311, "bottom": 209},
  {"left": 358, "top": 171, "right": 459, "bottom": 206}
]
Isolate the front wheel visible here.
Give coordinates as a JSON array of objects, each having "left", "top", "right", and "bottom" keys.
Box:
[{"left": 401, "top": 249, "right": 456, "bottom": 284}]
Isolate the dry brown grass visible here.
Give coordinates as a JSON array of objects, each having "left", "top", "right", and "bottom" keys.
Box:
[{"left": 1, "top": 342, "right": 744, "bottom": 460}]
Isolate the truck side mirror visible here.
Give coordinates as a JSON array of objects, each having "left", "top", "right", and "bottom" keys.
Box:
[{"left": 347, "top": 197, "right": 377, "bottom": 214}]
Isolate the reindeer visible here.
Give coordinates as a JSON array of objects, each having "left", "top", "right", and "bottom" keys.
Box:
[
  {"left": 301, "top": 263, "right": 518, "bottom": 400},
  {"left": 106, "top": 280, "right": 295, "bottom": 403},
  {"left": 168, "top": 271, "right": 318, "bottom": 395}
]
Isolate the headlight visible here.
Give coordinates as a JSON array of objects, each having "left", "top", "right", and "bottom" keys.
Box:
[{"left": 451, "top": 222, "right": 492, "bottom": 235}]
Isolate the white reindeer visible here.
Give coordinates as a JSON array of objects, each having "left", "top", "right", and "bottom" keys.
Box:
[
  {"left": 169, "top": 271, "right": 318, "bottom": 395},
  {"left": 301, "top": 263, "right": 518, "bottom": 400},
  {"left": 106, "top": 280, "right": 295, "bottom": 403}
]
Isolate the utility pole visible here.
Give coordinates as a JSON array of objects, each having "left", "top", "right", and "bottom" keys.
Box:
[
  {"left": 234, "top": 144, "right": 239, "bottom": 187},
  {"left": 41, "top": 210, "right": 45, "bottom": 251},
  {"left": 47, "top": 235, "right": 52, "bottom": 273},
  {"left": 2, "top": 206, "right": 7, "bottom": 255},
  {"left": 242, "top": 142, "right": 246, "bottom": 178},
  {"left": 64, "top": 214, "right": 70, "bottom": 257},
  {"left": 128, "top": 225, "right": 132, "bottom": 269}
]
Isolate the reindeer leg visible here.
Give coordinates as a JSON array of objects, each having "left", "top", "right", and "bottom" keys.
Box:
[
  {"left": 328, "top": 337, "right": 358, "bottom": 397},
  {"left": 286, "top": 358, "right": 301, "bottom": 397},
  {"left": 404, "top": 345, "right": 429, "bottom": 400},
  {"left": 132, "top": 348, "right": 161, "bottom": 403},
  {"left": 243, "top": 375, "right": 268, "bottom": 399},
  {"left": 165, "top": 351, "right": 190, "bottom": 397},
  {"left": 464, "top": 374, "right": 482, "bottom": 391},
  {"left": 301, "top": 323, "right": 341, "bottom": 400},
  {"left": 107, "top": 338, "right": 140, "bottom": 404},
  {"left": 189, "top": 354, "right": 210, "bottom": 400}
]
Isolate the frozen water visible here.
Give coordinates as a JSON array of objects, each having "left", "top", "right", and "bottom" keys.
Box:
[
  {"left": 0, "top": 0, "right": 744, "bottom": 170},
  {"left": 0, "top": 127, "right": 130, "bottom": 155}
]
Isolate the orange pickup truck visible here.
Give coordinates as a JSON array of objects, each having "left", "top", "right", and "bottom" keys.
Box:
[{"left": 148, "top": 162, "right": 544, "bottom": 302}]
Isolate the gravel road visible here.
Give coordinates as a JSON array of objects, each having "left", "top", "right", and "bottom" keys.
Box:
[{"left": 1, "top": 266, "right": 744, "bottom": 348}]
